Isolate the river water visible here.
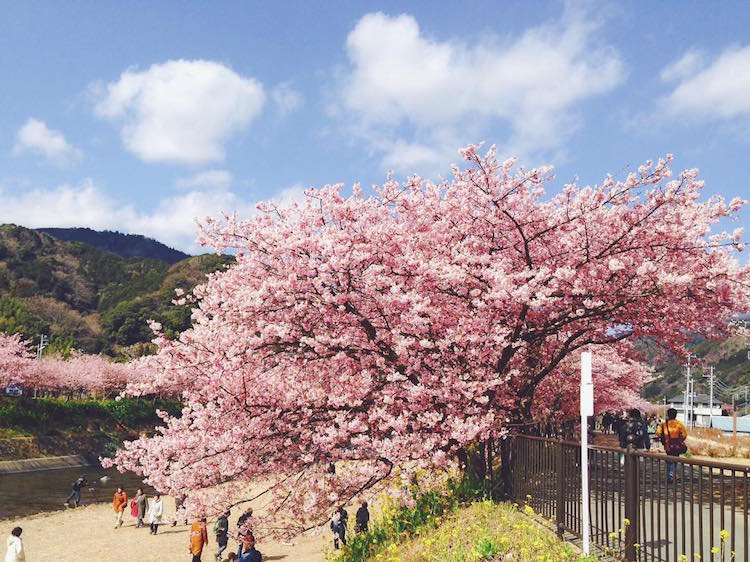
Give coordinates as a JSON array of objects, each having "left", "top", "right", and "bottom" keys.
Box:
[{"left": 0, "top": 465, "right": 154, "bottom": 520}]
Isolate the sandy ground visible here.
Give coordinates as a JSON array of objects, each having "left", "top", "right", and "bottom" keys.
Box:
[{"left": 0, "top": 496, "right": 329, "bottom": 562}]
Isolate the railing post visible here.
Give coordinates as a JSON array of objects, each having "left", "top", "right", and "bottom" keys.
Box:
[
  {"left": 624, "top": 446, "right": 638, "bottom": 562},
  {"left": 555, "top": 438, "right": 565, "bottom": 538}
]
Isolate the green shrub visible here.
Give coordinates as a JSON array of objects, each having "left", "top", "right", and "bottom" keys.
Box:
[{"left": 0, "top": 396, "right": 180, "bottom": 433}]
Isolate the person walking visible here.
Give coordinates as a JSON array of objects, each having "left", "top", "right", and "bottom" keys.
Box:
[
  {"left": 4, "top": 527, "right": 24, "bottom": 562},
  {"left": 656, "top": 408, "right": 688, "bottom": 483},
  {"left": 355, "top": 501, "right": 370, "bottom": 533},
  {"left": 617, "top": 408, "right": 650, "bottom": 466},
  {"left": 213, "top": 510, "right": 230, "bottom": 561},
  {"left": 330, "top": 507, "right": 348, "bottom": 549},
  {"left": 64, "top": 475, "right": 87, "bottom": 507},
  {"left": 236, "top": 507, "right": 253, "bottom": 556},
  {"left": 618, "top": 409, "right": 650, "bottom": 449},
  {"left": 189, "top": 517, "right": 209, "bottom": 562},
  {"left": 148, "top": 493, "right": 163, "bottom": 534},
  {"left": 134, "top": 488, "right": 148, "bottom": 528},
  {"left": 238, "top": 534, "right": 262, "bottom": 562},
  {"left": 113, "top": 487, "right": 128, "bottom": 529},
  {"left": 173, "top": 493, "right": 188, "bottom": 526}
]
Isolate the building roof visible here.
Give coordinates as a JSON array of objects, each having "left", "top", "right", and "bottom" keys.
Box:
[
  {"left": 668, "top": 393, "right": 714, "bottom": 405},
  {"left": 710, "top": 416, "right": 750, "bottom": 434}
]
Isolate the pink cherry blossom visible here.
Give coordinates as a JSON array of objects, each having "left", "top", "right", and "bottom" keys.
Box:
[{"left": 104, "top": 145, "right": 749, "bottom": 535}]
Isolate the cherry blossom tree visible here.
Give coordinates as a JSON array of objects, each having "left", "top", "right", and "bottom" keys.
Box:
[
  {"left": 0, "top": 334, "right": 131, "bottom": 397},
  {"left": 0, "top": 333, "right": 33, "bottom": 388},
  {"left": 107, "top": 145, "right": 750, "bottom": 534},
  {"left": 33, "top": 352, "right": 132, "bottom": 397}
]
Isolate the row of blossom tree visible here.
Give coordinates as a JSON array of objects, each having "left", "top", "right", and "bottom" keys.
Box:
[
  {"left": 5, "top": 145, "right": 749, "bottom": 535},
  {"left": 0, "top": 333, "right": 131, "bottom": 397}
]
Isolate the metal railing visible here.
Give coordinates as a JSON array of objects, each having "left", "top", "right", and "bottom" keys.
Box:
[{"left": 510, "top": 434, "right": 749, "bottom": 561}]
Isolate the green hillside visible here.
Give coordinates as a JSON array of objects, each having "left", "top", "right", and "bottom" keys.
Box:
[
  {"left": 0, "top": 224, "right": 232, "bottom": 357},
  {"left": 641, "top": 335, "right": 750, "bottom": 403}
]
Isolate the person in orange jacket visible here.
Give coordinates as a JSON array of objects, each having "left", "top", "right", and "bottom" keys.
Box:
[
  {"left": 112, "top": 487, "right": 128, "bottom": 529},
  {"left": 189, "top": 517, "right": 208, "bottom": 562},
  {"left": 656, "top": 408, "right": 688, "bottom": 482}
]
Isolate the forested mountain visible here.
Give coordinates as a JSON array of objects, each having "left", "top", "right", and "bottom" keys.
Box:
[
  {"left": 0, "top": 224, "right": 232, "bottom": 357},
  {"left": 641, "top": 335, "right": 750, "bottom": 405},
  {"left": 36, "top": 227, "right": 189, "bottom": 264}
]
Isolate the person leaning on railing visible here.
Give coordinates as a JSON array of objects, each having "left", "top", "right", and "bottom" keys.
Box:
[{"left": 655, "top": 408, "right": 687, "bottom": 483}]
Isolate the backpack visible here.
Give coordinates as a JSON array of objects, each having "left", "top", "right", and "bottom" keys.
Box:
[
  {"left": 621, "top": 418, "right": 646, "bottom": 448},
  {"left": 661, "top": 422, "right": 687, "bottom": 455}
]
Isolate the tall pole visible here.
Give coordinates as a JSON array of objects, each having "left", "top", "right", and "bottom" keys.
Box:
[
  {"left": 709, "top": 367, "right": 715, "bottom": 426},
  {"left": 685, "top": 354, "right": 695, "bottom": 428},
  {"left": 732, "top": 394, "right": 738, "bottom": 448},
  {"left": 580, "top": 351, "right": 594, "bottom": 556}
]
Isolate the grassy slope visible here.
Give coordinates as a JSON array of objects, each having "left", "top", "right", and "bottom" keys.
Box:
[{"left": 364, "top": 501, "right": 579, "bottom": 562}]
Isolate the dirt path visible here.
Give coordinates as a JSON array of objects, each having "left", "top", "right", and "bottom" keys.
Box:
[{"left": 0, "top": 496, "right": 329, "bottom": 562}]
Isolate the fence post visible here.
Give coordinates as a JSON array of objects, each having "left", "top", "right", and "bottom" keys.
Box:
[
  {"left": 555, "top": 438, "right": 565, "bottom": 538},
  {"left": 624, "top": 446, "right": 638, "bottom": 562}
]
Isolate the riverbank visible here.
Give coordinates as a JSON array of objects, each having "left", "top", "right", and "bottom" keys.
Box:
[
  {"left": 0, "top": 454, "right": 89, "bottom": 474},
  {"left": 0, "top": 496, "right": 327, "bottom": 561},
  {"left": 0, "top": 396, "right": 180, "bottom": 461}
]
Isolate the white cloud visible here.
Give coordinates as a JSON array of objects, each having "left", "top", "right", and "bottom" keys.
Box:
[
  {"left": 660, "top": 50, "right": 705, "bottom": 82},
  {"left": 12, "top": 118, "right": 82, "bottom": 166},
  {"left": 176, "top": 169, "right": 233, "bottom": 190},
  {"left": 271, "top": 83, "right": 304, "bottom": 116},
  {"left": 662, "top": 46, "right": 750, "bottom": 121},
  {"left": 337, "top": 11, "right": 623, "bottom": 172},
  {"left": 94, "top": 59, "right": 265, "bottom": 165},
  {"left": 0, "top": 180, "right": 128, "bottom": 230},
  {"left": 0, "top": 180, "right": 306, "bottom": 253}
]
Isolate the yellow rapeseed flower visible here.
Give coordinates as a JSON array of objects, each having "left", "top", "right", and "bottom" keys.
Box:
[{"left": 719, "top": 529, "right": 730, "bottom": 541}]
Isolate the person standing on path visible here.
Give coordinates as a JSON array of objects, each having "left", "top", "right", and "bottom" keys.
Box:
[
  {"left": 355, "top": 501, "right": 370, "bottom": 533},
  {"left": 189, "top": 517, "right": 209, "bottom": 562},
  {"left": 237, "top": 534, "right": 262, "bottom": 562},
  {"left": 64, "top": 475, "right": 87, "bottom": 507},
  {"left": 4, "top": 527, "right": 24, "bottom": 562},
  {"left": 134, "top": 488, "right": 148, "bottom": 528},
  {"left": 213, "top": 510, "right": 230, "bottom": 561},
  {"left": 113, "top": 487, "right": 128, "bottom": 529},
  {"left": 656, "top": 407, "right": 688, "bottom": 483},
  {"left": 148, "top": 493, "right": 163, "bottom": 534}
]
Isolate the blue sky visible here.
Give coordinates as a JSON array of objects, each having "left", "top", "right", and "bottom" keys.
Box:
[{"left": 1, "top": 1, "right": 749, "bottom": 252}]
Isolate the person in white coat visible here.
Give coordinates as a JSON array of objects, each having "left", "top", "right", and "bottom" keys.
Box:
[
  {"left": 148, "top": 493, "right": 163, "bottom": 535},
  {"left": 5, "top": 527, "right": 24, "bottom": 562}
]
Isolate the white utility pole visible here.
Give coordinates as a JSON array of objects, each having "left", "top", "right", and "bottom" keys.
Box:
[
  {"left": 580, "top": 351, "right": 594, "bottom": 556},
  {"left": 702, "top": 366, "right": 716, "bottom": 427},
  {"left": 36, "top": 334, "right": 48, "bottom": 361},
  {"left": 684, "top": 354, "right": 695, "bottom": 428}
]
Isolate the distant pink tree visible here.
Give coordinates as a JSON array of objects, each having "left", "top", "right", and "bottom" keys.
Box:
[
  {"left": 0, "top": 333, "right": 33, "bottom": 388},
  {"left": 532, "top": 345, "right": 654, "bottom": 421},
  {"left": 107, "top": 145, "right": 750, "bottom": 534},
  {"left": 33, "top": 352, "right": 132, "bottom": 397},
  {"left": 0, "top": 334, "right": 131, "bottom": 397}
]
